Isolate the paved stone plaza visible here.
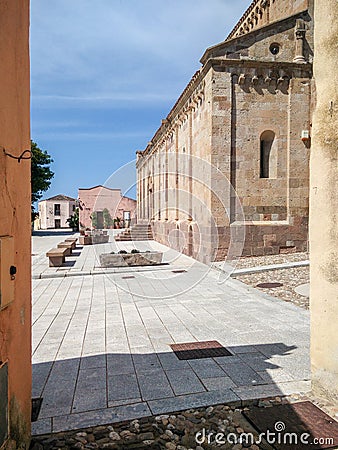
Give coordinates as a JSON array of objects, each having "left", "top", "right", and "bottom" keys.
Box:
[{"left": 31, "top": 231, "right": 310, "bottom": 435}]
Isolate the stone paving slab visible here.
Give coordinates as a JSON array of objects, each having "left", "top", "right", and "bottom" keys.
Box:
[
  {"left": 31, "top": 418, "right": 52, "bottom": 436},
  {"left": 166, "top": 369, "right": 205, "bottom": 396},
  {"left": 137, "top": 369, "right": 174, "bottom": 401},
  {"left": 148, "top": 389, "right": 241, "bottom": 416},
  {"left": 232, "top": 380, "right": 311, "bottom": 401},
  {"left": 72, "top": 367, "right": 107, "bottom": 413},
  {"left": 107, "top": 374, "right": 141, "bottom": 403},
  {"left": 31, "top": 233, "right": 311, "bottom": 435},
  {"left": 52, "top": 402, "right": 152, "bottom": 433},
  {"left": 201, "top": 376, "right": 237, "bottom": 391}
]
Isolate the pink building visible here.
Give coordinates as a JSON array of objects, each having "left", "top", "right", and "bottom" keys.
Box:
[{"left": 78, "top": 185, "right": 136, "bottom": 229}]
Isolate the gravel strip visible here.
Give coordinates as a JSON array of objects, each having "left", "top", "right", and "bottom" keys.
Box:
[
  {"left": 30, "top": 394, "right": 337, "bottom": 450},
  {"left": 227, "top": 252, "right": 309, "bottom": 270},
  {"left": 235, "top": 266, "right": 309, "bottom": 309},
  {"left": 215, "top": 251, "right": 310, "bottom": 310}
]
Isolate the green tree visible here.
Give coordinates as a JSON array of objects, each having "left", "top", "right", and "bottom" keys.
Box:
[
  {"left": 66, "top": 207, "right": 79, "bottom": 231},
  {"left": 31, "top": 140, "right": 54, "bottom": 207},
  {"left": 103, "top": 208, "right": 113, "bottom": 228},
  {"left": 91, "top": 211, "right": 98, "bottom": 228}
]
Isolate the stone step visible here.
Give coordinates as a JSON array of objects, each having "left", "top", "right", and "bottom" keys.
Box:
[
  {"left": 115, "top": 237, "right": 153, "bottom": 241},
  {"left": 132, "top": 226, "right": 152, "bottom": 229},
  {"left": 115, "top": 223, "right": 154, "bottom": 241},
  {"left": 116, "top": 234, "right": 153, "bottom": 239}
]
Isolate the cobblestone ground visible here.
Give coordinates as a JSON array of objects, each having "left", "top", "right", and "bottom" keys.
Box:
[
  {"left": 235, "top": 267, "right": 309, "bottom": 310},
  {"left": 30, "top": 394, "right": 337, "bottom": 450},
  {"left": 230, "top": 252, "right": 309, "bottom": 310}
]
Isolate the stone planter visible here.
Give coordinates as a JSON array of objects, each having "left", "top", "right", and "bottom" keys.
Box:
[
  {"left": 80, "top": 232, "right": 109, "bottom": 245},
  {"left": 79, "top": 235, "right": 92, "bottom": 245},
  {"left": 99, "top": 251, "right": 163, "bottom": 268},
  {"left": 92, "top": 234, "right": 109, "bottom": 244}
]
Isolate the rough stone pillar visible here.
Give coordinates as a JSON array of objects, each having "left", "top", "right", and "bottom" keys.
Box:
[
  {"left": 158, "top": 149, "right": 161, "bottom": 220},
  {"left": 141, "top": 164, "right": 146, "bottom": 221},
  {"left": 138, "top": 163, "right": 142, "bottom": 221},
  {"left": 175, "top": 125, "right": 179, "bottom": 221},
  {"left": 136, "top": 154, "right": 142, "bottom": 221},
  {"left": 165, "top": 141, "right": 168, "bottom": 221},
  {"left": 310, "top": 0, "right": 338, "bottom": 402}
]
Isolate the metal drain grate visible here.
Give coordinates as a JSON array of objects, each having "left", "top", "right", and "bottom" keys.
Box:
[
  {"left": 171, "top": 269, "right": 187, "bottom": 274},
  {"left": 31, "top": 398, "right": 43, "bottom": 422},
  {"left": 243, "top": 401, "right": 338, "bottom": 449},
  {"left": 256, "top": 282, "right": 283, "bottom": 288},
  {"left": 170, "top": 340, "right": 232, "bottom": 360},
  {"left": 121, "top": 275, "right": 135, "bottom": 279}
]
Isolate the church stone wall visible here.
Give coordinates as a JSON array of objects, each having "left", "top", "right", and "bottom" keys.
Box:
[
  {"left": 228, "top": 0, "right": 310, "bottom": 40},
  {"left": 137, "top": 70, "right": 216, "bottom": 262},
  {"left": 137, "top": 0, "right": 313, "bottom": 264}
]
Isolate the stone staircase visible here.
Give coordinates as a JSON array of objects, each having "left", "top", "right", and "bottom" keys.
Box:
[{"left": 115, "top": 223, "right": 153, "bottom": 241}]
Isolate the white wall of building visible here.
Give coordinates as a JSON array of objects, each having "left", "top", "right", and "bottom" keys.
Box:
[{"left": 38, "top": 198, "right": 76, "bottom": 229}]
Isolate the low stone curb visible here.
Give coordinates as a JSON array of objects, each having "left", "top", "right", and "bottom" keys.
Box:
[
  {"left": 32, "top": 264, "right": 181, "bottom": 280},
  {"left": 212, "top": 260, "right": 309, "bottom": 277}
]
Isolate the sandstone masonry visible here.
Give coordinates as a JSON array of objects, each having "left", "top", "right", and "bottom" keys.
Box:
[{"left": 136, "top": 0, "right": 314, "bottom": 264}]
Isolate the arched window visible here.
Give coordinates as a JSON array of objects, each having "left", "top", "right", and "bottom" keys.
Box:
[{"left": 260, "top": 130, "right": 275, "bottom": 178}]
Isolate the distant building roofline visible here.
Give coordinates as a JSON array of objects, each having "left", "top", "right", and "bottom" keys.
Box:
[
  {"left": 41, "top": 194, "right": 76, "bottom": 202},
  {"left": 78, "top": 185, "right": 121, "bottom": 192}
]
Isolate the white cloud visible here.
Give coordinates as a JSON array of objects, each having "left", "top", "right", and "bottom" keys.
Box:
[
  {"left": 30, "top": 0, "right": 250, "bottom": 100},
  {"left": 32, "top": 92, "right": 178, "bottom": 107},
  {"left": 33, "top": 131, "right": 151, "bottom": 140}
]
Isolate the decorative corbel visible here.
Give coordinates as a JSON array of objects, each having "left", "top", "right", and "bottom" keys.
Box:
[
  {"left": 238, "top": 74, "right": 246, "bottom": 85},
  {"left": 277, "top": 70, "right": 290, "bottom": 88},
  {"left": 252, "top": 74, "right": 259, "bottom": 85}
]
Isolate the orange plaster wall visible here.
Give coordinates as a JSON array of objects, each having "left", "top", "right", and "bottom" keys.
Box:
[{"left": 0, "top": 1, "right": 31, "bottom": 448}]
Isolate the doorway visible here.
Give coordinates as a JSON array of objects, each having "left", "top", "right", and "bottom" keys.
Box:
[{"left": 96, "top": 211, "right": 104, "bottom": 229}]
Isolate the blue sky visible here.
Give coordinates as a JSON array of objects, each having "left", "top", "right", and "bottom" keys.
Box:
[{"left": 30, "top": 0, "right": 250, "bottom": 200}]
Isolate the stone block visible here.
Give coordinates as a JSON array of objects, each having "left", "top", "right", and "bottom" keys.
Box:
[
  {"left": 148, "top": 389, "right": 241, "bottom": 416},
  {"left": 99, "top": 252, "right": 163, "bottom": 268},
  {"left": 107, "top": 374, "right": 140, "bottom": 402},
  {"left": 137, "top": 369, "right": 174, "bottom": 400},
  {"left": 165, "top": 369, "right": 205, "bottom": 395}
]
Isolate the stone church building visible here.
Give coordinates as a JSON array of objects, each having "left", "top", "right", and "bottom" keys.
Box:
[{"left": 136, "top": 0, "right": 313, "bottom": 263}]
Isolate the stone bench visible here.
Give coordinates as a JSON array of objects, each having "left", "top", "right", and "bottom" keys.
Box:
[
  {"left": 46, "top": 247, "right": 68, "bottom": 267},
  {"left": 64, "top": 237, "right": 77, "bottom": 250},
  {"left": 57, "top": 242, "right": 73, "bottom": 256}
]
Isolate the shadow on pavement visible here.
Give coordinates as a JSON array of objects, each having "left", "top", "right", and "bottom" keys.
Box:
[
  {"left": 29, "top": 341, "right": 332, "bottom": 450},
  {"left": 33, "top": 230, "right": 76, "bottom": 237}
]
